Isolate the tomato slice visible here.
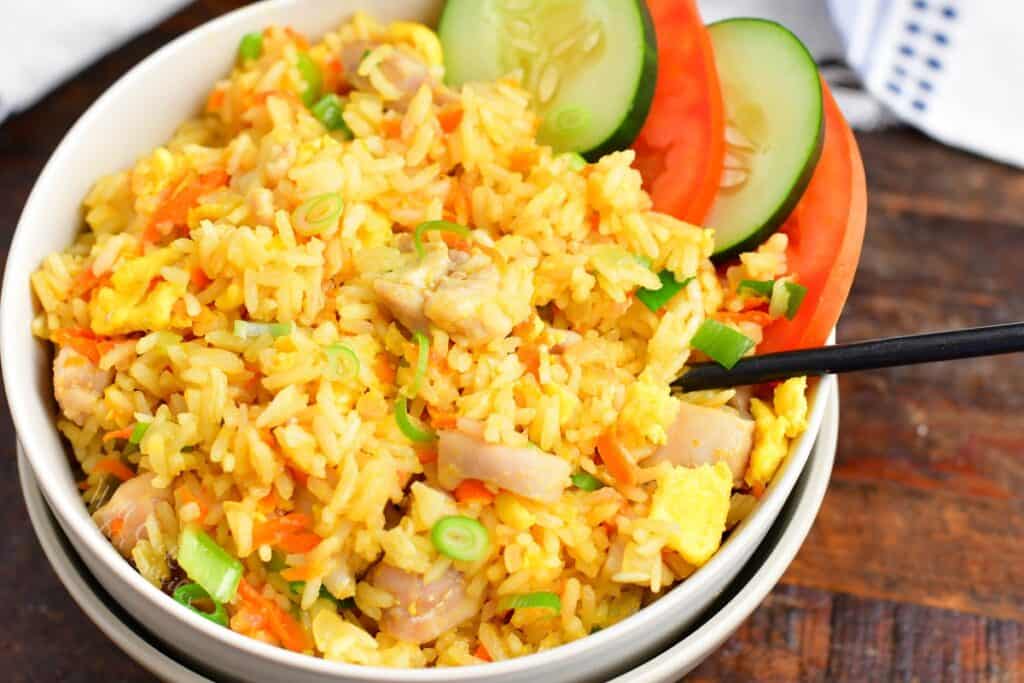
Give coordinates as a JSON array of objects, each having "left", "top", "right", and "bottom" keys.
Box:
[
  {"left": 633, "top": 0, "right": 725, "bottom": 225},
  {"left": 757, "top": 80, "right": 868, "bottom": 353}
]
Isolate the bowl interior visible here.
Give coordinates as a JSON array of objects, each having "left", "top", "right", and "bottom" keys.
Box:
[{"left": 2, "top": 0, "right": 834, "bottom": 680}]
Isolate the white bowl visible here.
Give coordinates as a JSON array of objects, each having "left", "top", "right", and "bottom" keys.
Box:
[
  {"left": 17, "top": 391, "right": 838, "bottom": 682},
  {"left": 1, "top": 1, "right": 836, "bottom": 680}
]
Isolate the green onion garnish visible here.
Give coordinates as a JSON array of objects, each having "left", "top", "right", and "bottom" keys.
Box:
[
  {"left": 173, "top": 582, "right": 229, "bottom": 627},
  {"left": 570, "top": 472, "right": 604, "bottom": 492},
  {"left": 769, "top": 281, "right": 808, "bottom": 320},
  {"left": 394, "top": 396, "right": 437, "bottom": 443},
  {"left": 310, "top": 94, "right": 353, "bottom": 137},
  {"left": 237, "top": 33, "right": 263, "bottom": 63},
  {"left": 130, "top": 422, "right": 149, "bottom": 445},
  {"left": 412, "top": 220, "right": 471, "bottom": 260},
  {"left": 177, "top": 527, "right": 243, "bottom": 604},
  {"left": 324, "top": 343, "right": 359, "bottom": 380},
  {"left": 498, "top": 591, "right": 562, "bottom": 613},
  {"left": 636, "top": 271, "right": 694, "bottom": 313},
  {"left": 562, "top": 152, "right": 587, "bottom": 171},
  {"left": 293, "top": 192, "right": 343, "bottom": 234},
  {"left": 690, "top": 319, "right": 755, "bottom": 370},
  {"left": 234, "top": 320, "right": 293, "bottom": 339},
  {"left": 403, "top": 331, "right": 430, "bottom": 397},
  {"left": 288, "top": 581, "right": 350, "bottom": 606},
  {"left": 738, "top": 279, "right": 774, "bottom": 298},
  {"left": 431, "top": 515, "right": 490, "bottom": 561},
  {"left": 295, "top": 53, "right": 323, "bottom": 107}
]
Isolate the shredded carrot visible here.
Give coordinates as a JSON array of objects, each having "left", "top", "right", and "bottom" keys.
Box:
[
  {"left": 71, "top": 267, "right": 110, "bottom": 298},
  {"left": 380, "top": 118, "right": 402, "bottom": 138},
  {"left": 102, "top": 427, "right": 134, "bottom": 443},
  {"left": 439, "top": 231, "right": 470, "bottom": 251},
  {"left": 51, "top": 327, "right": 102, "bottom": 364},
  {"left": 285, "top": 464, "right": 309, "bottom": 487},
  {"left": 326, "top": 56, "right": 342, "bottom": 74},
  {"left": 142, "top": 169, "right": 229, "bottom": 244},
  {"left": 109, "top": 517, "right": 125, "bottom": 538},
  {"left": 596, "top": 430, "right": 637, "bottom": 487},
  {"left": 508, "top": 149, "right": 537, "bottom": 174},
  {"left": 589, "top": 212, "right": 602, "bottom": 233},
  {"left": 416, "top": 446, "right": 439, "bottom": 464},
  {"left": 517, "top": 343, "right": 541, "bottom": 378},
  {"left": 374, "top": 354, "right": 397, "bottom": 385},
  {"left": 438, "top": 106, "right": 464, "bottom": 133},
  {"left": 237, "top": 579, "right": 311, "bottom": 653},
  {"left": 430, "top": 412, "right": 458, "bottom": 431},
  {"left": 175, "top": 484, "right": 210, "bottom": 524},
  {"left": 283, "top": 26, "right": 310, "bottom": 49},
  {"left": 190, "top": 267, "right": 212, "bottom": 290},
  {"left": 454, "top": 479, "right": 495, "bottom": 504},
  {"left": 253, "top": 512, "right": 322, "bottom": 553},
  {"left": 206, "top": 88, "right": 226, "bottom": 112},
  {"left": 93, "top": 457, "right": 135, "bottom": 482},
  {"left": 474, "top": 643, "right": 493, "bottom": 662},
  {"left": 279, "top": 562, "right": 321, "bottom": 582},
  {"left": 277, "top": 532, "right": 323, "bottom": 554}
]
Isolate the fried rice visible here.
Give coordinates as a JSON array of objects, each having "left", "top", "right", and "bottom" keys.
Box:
[{"left": 30, "top": 12, "right": 809, "bottom": 667}]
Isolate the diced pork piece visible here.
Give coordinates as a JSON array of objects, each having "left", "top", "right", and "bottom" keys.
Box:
[
  {"left": 437, "top": 423, "right": 571, "bottom": 503},
  {"left": 341, "top": 40, "right": 455, "bottom": 111},
  {"left": 647, "top": 402, "right": 754, "bottom": 482},
  {"left": 369, "top": 564, "right": 478, "bottom": 644},
  {"left": 53, "top": 346, "right": 111, "bottom": 426},
  {"left": 92, "top": 473, "right": 172, "bottom": 556}
]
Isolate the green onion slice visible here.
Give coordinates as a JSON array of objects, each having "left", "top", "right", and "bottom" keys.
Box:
[
  {"left": 403, "top": 331, "right": 430, "bottom": 398},
  {"left": 738, "top": 279, "right": 774, "bottom": 298},
  {"left": 769, "top": 281, "right": 808, "bottom": 320},
  {"left": 636, "top": 271, "right": 694, "bottom": 313},
  {"left": 690, "top": 319, "right": 755, "bottom": 370},
  {"left": 173, "top": 582, "right": 229, "bottom": 627},
  {"left": 412, "top": 220, "right": 471, "bottom": 260},
  {"left": 310, "top": 94, "right": 353, "bottom": 137},
  {"left": 324, "top": 343, "right": 359, "bottom": 380},
  {"left": 498, "top": 591, "right": 562, "bottom": 613},
  {"left": 293, "top": 192, "right": 343, "bottom": 234},
  {"left": 234, "top": 320, "right": 294, "bottom": 339},
  {"left": 570, "top": 471, "right": 604, "bottom": 492},
  {"left": 177, "top": 527, "right": 243, "bottom": 604},
  {"left": 394, "top": 396, "right": 437, "bottom": 443},
  {"left": 130, "top": 422, "right": 149, "bottom": 445},
  {"left": 295, "top": 53, "right": 323, "bottom": 107},
  {"left": 288, "top": 581, "right": 349, "bottom": 606},
  {"left": 431, "top": 515, "right": 490, "bottom": 562},
  {"left": 237, "top": 33, "right": 263, "bottom": 63}
]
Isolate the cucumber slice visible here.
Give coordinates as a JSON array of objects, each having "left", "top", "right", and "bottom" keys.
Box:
[
  {"left": 704, "top": 19, "right": 823, "bottom": 260},
  {"left": 439, "top": 0, "right": 657, "bottom": 161}
]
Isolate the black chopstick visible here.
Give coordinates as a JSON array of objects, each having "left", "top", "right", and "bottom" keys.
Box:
[{"left": 675, "top": 322, "right": 1024, "bottom": 392}]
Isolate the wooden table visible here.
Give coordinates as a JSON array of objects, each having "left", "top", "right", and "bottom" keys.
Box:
[{"left": 2, "top": 3, "right": 1022, "bottom": 681}]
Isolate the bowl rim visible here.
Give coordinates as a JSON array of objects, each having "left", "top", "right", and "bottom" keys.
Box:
[{"left": 1, "top": 0, "right": 834, "bottom": 678}]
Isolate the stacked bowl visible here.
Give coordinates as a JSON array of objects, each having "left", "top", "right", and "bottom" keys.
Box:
[{"left": 3, "top": 1, "right": 842, "bottom": 680}]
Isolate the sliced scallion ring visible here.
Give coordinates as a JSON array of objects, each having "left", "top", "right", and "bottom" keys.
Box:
[
  {"left": 738, "top": 279, "right": 774, "bottom": 298},
  {"left": 412, "top": 220, "right": 471, "bottom": 260},
  {"left": 403, "top": 331, "right": 430, "bottom": 397},
  {"left": 324, "top": 343, "right": 359, "bottom": 380},
  {"left": 295, "top": 53, "right": 323, "bottom": 107},
  {"left": 177, "top": 527, "right": 243, "bottom": 604},
  {"left": 310, "top": 94, "right": 353, "bottom": 137},
  {"left": 129, "top": 422, "right": 149, "bottom": 445},
  {"left": 769, "top": 281, "right": 808, "bottom": 320},
  {"left": 293, "top": 192, "right": 343, "bottom": 235},
  {"left": 173, "top": 582, "right": 229, "bottom": 627},
  {"left": 237, "top": 33, "right": 263, "bottom": 63},
  {"left": 690, "top": 319, "right": 755, "bottom": 370},
  {"left": 431, "top": 515, "right": 490, "bottom": 561},
  {"left": 394, "top": 396, "right": 437, "bottom": 443},
  {"left": 635, "top": 271, "right": 694, "bottom": 313},
  {"left": 498, "top": 591, "right": 562, "bottom": 614}
]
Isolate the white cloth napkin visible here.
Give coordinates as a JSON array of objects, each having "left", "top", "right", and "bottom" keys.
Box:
[
  {"left": 701, "top": 0, "right": 1024, "bottom": 168},
  {"left": 0, "top": 0, "right": 191, "bottom": 122},
  {"left": 2, "top": 1, "right": 1020, "bottom": 167}
]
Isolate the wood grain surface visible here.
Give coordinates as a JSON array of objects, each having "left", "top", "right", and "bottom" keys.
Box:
[{"left": 2, "top": 2, "right": 1023, "bottom": 681}]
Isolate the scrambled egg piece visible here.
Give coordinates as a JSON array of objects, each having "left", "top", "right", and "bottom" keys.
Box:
[
  {"left": 89, "top": 248, "right": 186, "bottom": 335},
  {"left": 617, "top": 378, "right": 680, "bottom": 448},
  {"left": 650, "top": 461, "right": 732, "bottom": 566},
  {"left": 744, "top": 377, "right": 809, "bottom": 488}
]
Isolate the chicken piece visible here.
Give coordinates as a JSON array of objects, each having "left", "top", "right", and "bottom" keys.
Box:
[
  {"left": 92, "top": 473, "right": 172, "bottom": 556},
  {"left": 341, "top": 40, "right": 454, "bottom": 111},
  {"left": 369, "top": 564, "right": 478, "bottom": 644},
  {"left": 53, "top": 346, "right": 112, "bottom": 426},
  {"left": 647, "top": 402, "right": 754, "bottom": 483},
  {"left": 374, "top": 242, "right": 532, "bottom": 347},
  {"left": 437, "top": 424, "right": 571, "bottom": 503}
]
